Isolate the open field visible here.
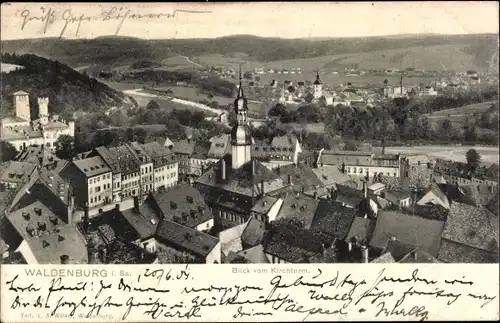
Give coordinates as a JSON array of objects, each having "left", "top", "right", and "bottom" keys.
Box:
[
  {"left": 386, "top": 145, "right": 499, "bottom": 165},
  {"left": 425, "top": 101, "right": 498, "bottom": 119},
  {"left": 0, "top": 62, "right": 24, "bottom": 73}
]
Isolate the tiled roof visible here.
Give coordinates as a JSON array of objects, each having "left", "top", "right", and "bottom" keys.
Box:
[
  {"left": 137, "top": 142, "right": 176, "bottom": 167},
  {"left": 275, "top": 193, "right": 320, "bottom": 229},
  {"left": 417, "top": 183, "right": 449, "bottom": 207},
  {"left": 311, "top": 200, "right": 357, "bottom": 240},
  {"left": 87, "top": 209, "right": 141, "bottom": 243},
  {"left": 5, "top": 201, "right": 66, "bottom": 242},
  {"left": 334, "top": 184, "right": 365, "bottom": 207},
  {"left": 319, "top": 150, "right": 372, "bottom": 166},
  {"left": 382, "top": 238, "right": 417, "bottom": 262},
  {"left": 73, "top": 156, "right": 111, "bottom": 178},
  {"left": 0, "top": 161, "right": 37, "bottom": 183},
  {"left": 263, "top": 223, "right": 325, "bottom": 263},
  {"left": 438, "top": 239, "right": 499, "bottom": 263},
  {"left": 24, "top": 225, "right": 88, "bottom": 264},
  {"left": 311, "top": 166, "right": 351, "bottom": 186},
  {"left": 443, "top": 202, "right": 498, "bottom": 252},
  {"left": 345, "top": 217, "right": 376, "bottom": 243},
  {"left": 241, "top": 218, "right": 266, "bottom": 247},
  {"left": 370, "top": 210, "right": 446, "bottom": 256},
  {"left": 408, "top": 204, "right": 449, "bottom": 221},
  {"left": 274, "top": 164, "right": 322, "bottom": 193},
  {"left": 250, "top": 196, "right": 278, "bottom": 214},
  {"left": 150, "top": 185, "right": 213, "bottom": 229},
  {"left": 14, "top": 146, "right": 60, "bottom": 167},
  {"left": 155, "top": 219, "right": 219, "bottom": 258},
  {"left": 370, "top": 252, "right": 396, "bottom": 263},
  {"left": 192, "top": 140, "right": 211, "bottom": 159},
  {"left": 208, "top": 135, "right": 231, "bottom": 159},
  {"left": 93, "top": 145, "right": 141, "bottom": 175},
  {"left": 172, "top": 139, "right": 196, "bottom": 155},
  {"left": 13, "top": 90, "right": 29, "bottom": 95},
  {"left": 91, "top": 238, "right": 157, "bottom": 264},
  {"left": 385, "top": 189, "right": 412, "bottom": 201},
  {"left": 237, "top": 245, "right": 270, "bottom": 263},
  {"left": 195, "top": 156, "right": 287, "bottom": 197},
  {"left": 121, "top": 203, "right": 161, "bottom": 239},
  {"left": 0, "top": 125, "right": 43, "bottom": 140}
]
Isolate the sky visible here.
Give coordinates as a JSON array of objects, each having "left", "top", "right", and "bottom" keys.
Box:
[{"left": 1, "top": 2, "right": 498, "bottom": 41}]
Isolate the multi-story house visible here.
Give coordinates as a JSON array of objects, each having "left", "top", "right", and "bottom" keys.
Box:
[
  {"left": 252, "top": 134, "right": 302, "bottom": 169},
  {"left": 90, "top": 145, "right": 142, "bottom": 201},
  {"left": 60, "top": 156, "right": 113, "bottom": 209},
  {"left": 128, "top": 142, "right": 155, "bottom": 196},
  {"left": 136, "top": 142, "right": 178, "bottom": 190}
]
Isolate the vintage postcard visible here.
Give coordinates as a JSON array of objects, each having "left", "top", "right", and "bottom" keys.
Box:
[{"left": 0, "top": 1, "right": 499, "bottom": 322}]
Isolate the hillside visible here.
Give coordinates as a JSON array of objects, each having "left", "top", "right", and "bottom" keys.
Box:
[
  {"left": 0, "top": 53, "right": 129, "bottom": 117},
  {"left": 1, "top": 34, "right": 497, "bottom": 72}
]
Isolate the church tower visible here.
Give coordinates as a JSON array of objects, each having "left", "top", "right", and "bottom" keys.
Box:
[
  {"left": 313, "top": 71, "right": 323, "bottom": 99},
  {"left": 13, "top": 91, "right": 31, "bottom": 121},
  {"left": 230, "top": 66, "right": 252, "bottom": 169}
]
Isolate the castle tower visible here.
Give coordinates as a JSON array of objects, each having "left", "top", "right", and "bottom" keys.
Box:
[
  {"left": 313, "top": 71, "right": 323, "bottom": 99},
  {"left": 38, "top": 97, "right": 49, "bottom": 125},
  {"left": 12, "top": 90, "right": 31, "bottom": 121},
  {"left": 230, "top": 65, "right": 252, "bottom": 169}
]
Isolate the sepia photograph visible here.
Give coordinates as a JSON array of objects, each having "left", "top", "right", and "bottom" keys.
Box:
[{"left": 0, "top": 1, "right": 498, "bottom": 269}]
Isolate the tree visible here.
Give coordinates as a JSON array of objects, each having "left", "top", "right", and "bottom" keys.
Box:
[
  {"left": 466, "top": 149, "right": 481, "bottom": 171},
  {"left": 146, "top": 100, "right": 160, "bottom": 110},
  {"left": 255, "top": 76, "right": 261, "bottom": 82},
  {"left": 287, "top": 86, "right": 295, "bottom": 93},
  {"left": 0, "top": 141, "right": 18, "bottom": 162},
  {"left": 55, "top": 135, "right": 76, "bottom": 160},
  {"left": 304, "top": 92, "right": 314, "bottom": 103},
  {"left": 384, "top": 79, "right": 388, "bottom": 86}
]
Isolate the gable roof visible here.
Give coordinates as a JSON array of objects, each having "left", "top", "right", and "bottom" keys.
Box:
[
  {"left": 311, "top": 166, "right": 352, "bottom": 187},
  {"left": 241, "top": 218, "right": 266, "bottom": 247},
  {"left": 120, "top": 203, "right": 161, "bottom": 240},
  {"left": 72, "top": 156, "right": 111, "bottom": 178},
  {"left": 208, "top": 135, "right": 231, "bottom": 159},
  {"left": 192, "top": 140, "right": 211, "bottom": 159},
  {"left": 92, "top": 145, "right": 141, "bottom": 175},
  {"left": 263, "top": 223, "right": 325, "bottom": 263},
  {"left": 172, "top": 139, "right": 196, "bottom": 156},
  {"left": 346, "top": 217, "right": 376, "bottom": 244},
  {"left": 0, "top": 161, "right": 37, "bottom": 184},
  {"left": 274, "top": 163, "right": 323, "bottom": 193},
  {"left": 275, "top": 193, "right": 320, "bottom": 229},
  {"left": 155, "top": 219, "right": 219, "bottom": 258},
  {"left": 370, "top": 210, "right": 446, "bottom": 256},
  {"left": 237, "top": 245, "right": 270, "bottom": 263},
  {"left": 150, "top": 185, "right": 213, "bottom": 229},
  {"left": 23, "top": 225, "right": 88, "bottom": 264},
  {"left": 443, "top": 202, "right": 498, "bottom": 252},
  {"left": 311, "top": 200, "right": 357, "bottom": 240},
  {"left": 334, "top": 184, "right": 365, "bottom": 207},
  {"left": 438, "top": 238, "right": 499, "bottom": 263}
]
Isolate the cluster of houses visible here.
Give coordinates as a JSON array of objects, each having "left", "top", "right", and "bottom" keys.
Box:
[
  {"left": 0, "top": 78, "right": 498, "bottom": 265},
  {"left": 0, "top": 91, "right": 75, "bottom": 152}
]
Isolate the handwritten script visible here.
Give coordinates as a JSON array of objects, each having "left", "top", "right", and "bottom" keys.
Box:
[
  {"left": 1, "top": 265, "right": 498, "bottom": 322},
  {"left": 18, "top": 6, "right": 212, "bottom": 38}
]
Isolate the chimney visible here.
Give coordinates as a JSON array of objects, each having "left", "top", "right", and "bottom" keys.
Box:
[
  {"left": 260, "top": 180, "right": 265, "bottom": 196},
  {"left": 115, "top": 203, "right": 120, "bottom": 211},
  {"left": 382, "top": 139, "right": 386, "bottom": 155},
  {"left": 360, "top": 245, "right": 369, "bottom": 263},
  {"left": 341, "top": 163, "right": 346, "bottom": 173},
  {"left": 60, "top": 255, "right": 69, "bottom": 264},
  {"left": 220, "top": 159, "right": 226, "bottom": 181},
  {"left": 363, "top": 181, "right": 368, "bottom": 199},
  {"left": 133, "top": 196, "right": 139, "bottom": 211},
  {"left": 252, "top": 158, "right": 256, "bottom": 176},
  {"left": 288, "top": 174, "right": 293, "bottom": 185},
  {"left": 83, "top": 203, "right": 89, "bottom": 234},
  {"left": 347, "top": 240, "right": 352, "bottom": 253}
]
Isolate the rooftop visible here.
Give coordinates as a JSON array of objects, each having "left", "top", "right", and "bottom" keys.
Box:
[
  {"left": 172, "top": 139, "right": 196, "bottom": 156},
  {"left": 263, "top": 223, "right": 326, "bottom": 263},
  {"left": 310, "top": 200, "right": 357, "bottom": 240},
  {"left": 73, "top": 156, "right": 111, "bottom": 178},
  {"left": 151, "top": 185, "right": 213, "bottom": 229},
  {"left": 155, "top": 219, "right": 219, "bottom": 258},
  {"left": 345, "top": 217, "right": 376, "bottom": 244},
  {"left": 274, "top": 163, "right": 323, "bottom": 193},
  {"left": 24, "top": 225, "right": 88, "bottom": 264},
  {"left": 438, "top": 238, "right": 499, "bottom": 263},
  {"left": 0, "top": 161, "right": 37, "bottom": 183},
  {"left": 237, "top": 245, "right": 270, "bottom": 263},
  {"left": 195, "top": 155, "right": 287, "bottom": 197},
  {"left": 93, "top": 145, "right": 141, "bottom": 175},
  {"left": 275, "top": 193, "right": 320, "bottom": 229},
  {"left": 370, "top": 210, "right": 446, "bottom": 256},
  {"left": 121, "top": 203, "right": 161, "bottom": 240}
]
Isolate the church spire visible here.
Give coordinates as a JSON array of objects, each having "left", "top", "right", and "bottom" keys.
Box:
[{"left": 237, "top": 63, "right": 245, "bottom": 99}]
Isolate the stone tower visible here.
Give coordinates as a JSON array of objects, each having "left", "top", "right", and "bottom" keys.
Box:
[
  {"left": 13, "top": 91, "right": 30, "bottom": 121},
  {"left": 313, "top": 71, "right": 323, "bottom": 99},
  {"left": 230, "top": 66, "right": 252, "bottom": 169},
  {"left": 38, "top": 97, "right": 49, "bottom": 125}
]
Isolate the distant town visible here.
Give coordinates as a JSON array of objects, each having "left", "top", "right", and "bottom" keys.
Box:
[{"left": 0, "top": 30, "right": 499, "bottom": 266}]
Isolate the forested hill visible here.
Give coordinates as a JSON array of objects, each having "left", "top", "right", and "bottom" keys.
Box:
[{"left": 1, "top": 53, "right": 129, "bottom": 118}]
